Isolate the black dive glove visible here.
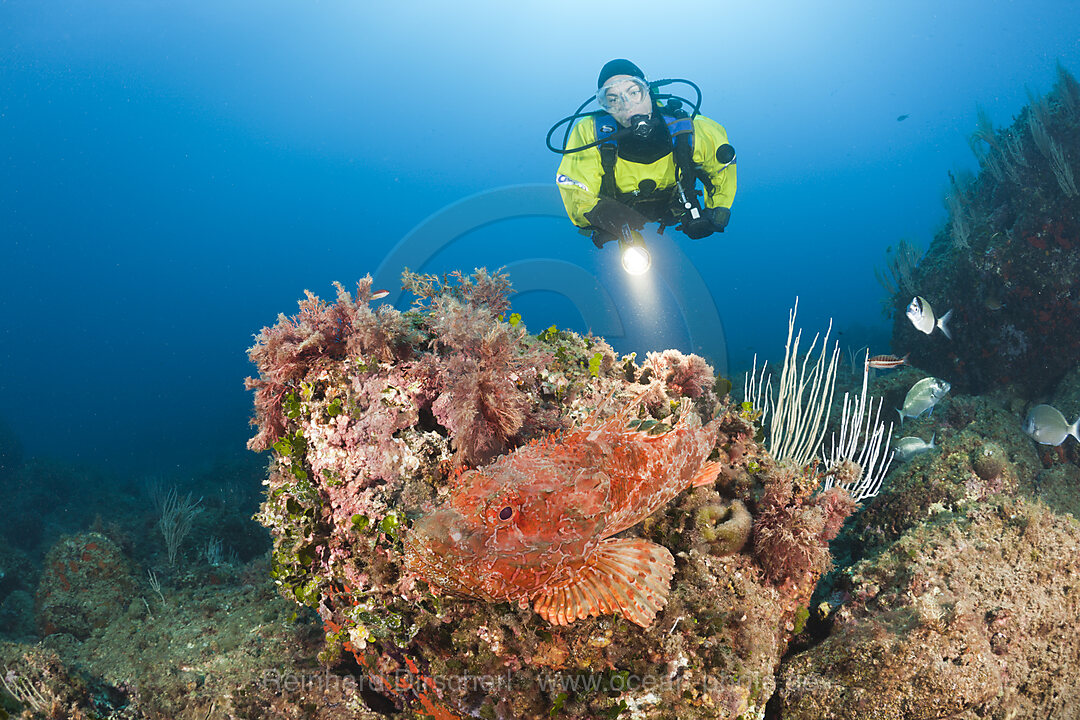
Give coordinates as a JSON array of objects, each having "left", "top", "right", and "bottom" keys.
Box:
[
  {"left": 680, "top": 206, "right": 730, "bottom": 239},
  {"left": 591, "top": 229, "right": 617, "bottom": 249},
  {"left": 709, "top": 206, "right": 731, "bottom": 232},
  {"left": 583, "top": 198, "right": 643, "bottom": 237}
]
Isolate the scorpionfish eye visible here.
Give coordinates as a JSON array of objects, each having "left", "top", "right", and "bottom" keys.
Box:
[{"left": 498, "top": 506, "right": 514, "bottom": 521}]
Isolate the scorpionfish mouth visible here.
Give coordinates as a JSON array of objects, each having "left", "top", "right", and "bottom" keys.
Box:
[{"left": 404, "top": 507, "right": 488, "bottom": 598}]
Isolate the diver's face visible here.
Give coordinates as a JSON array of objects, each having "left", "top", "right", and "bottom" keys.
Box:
[{"left": 599, "top": 75, "right": 652, "bottom": 127}]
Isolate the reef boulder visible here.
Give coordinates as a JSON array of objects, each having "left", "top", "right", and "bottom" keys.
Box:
[
  {"left": 246, "top": 269, "right": 849, "bottom": 719},
  {"left": 34, "top": 532, "right": 136, "bottom": 639},
  {"left": 779, "top": 495, "right": 1080, "bottom": 719}
]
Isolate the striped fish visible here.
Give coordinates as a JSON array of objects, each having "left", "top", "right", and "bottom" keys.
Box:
[{"left": 866, "top": 353, "right": 909, "bottom": 370}]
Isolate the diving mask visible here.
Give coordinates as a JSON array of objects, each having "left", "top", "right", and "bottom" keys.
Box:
[{"left": 597, "top": 76, "right": 650, "bottom": 114}]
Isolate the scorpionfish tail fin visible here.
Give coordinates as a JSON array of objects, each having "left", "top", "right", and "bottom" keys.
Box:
[{"left": 533, "top": 538, "right": 674, "bottom": 628}]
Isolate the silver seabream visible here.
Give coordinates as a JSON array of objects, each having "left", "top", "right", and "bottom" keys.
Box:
[
  {"left": 894, "top": 434, "right": 936, "bottom": 462},
  {"left": 906, "top": 296, "right": 953, "bottom": 339},
  {"left": 1023, "top": 404, "right": 1080, "bottom": 446},
  {"left": 898, "top": 377, "right": 951, "bottom": 424}
]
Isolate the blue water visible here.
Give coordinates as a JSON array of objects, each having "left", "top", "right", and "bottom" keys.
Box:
[{"left": 3, "top": 0, "right": 1079, "bottom": 475}]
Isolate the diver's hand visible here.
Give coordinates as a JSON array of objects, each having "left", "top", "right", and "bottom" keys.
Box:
[
  {"left": 680, "top": 207, "right": 730, "bottom": 239},
  {"left": 709, "top": 206, "right": 730, "bottom": 232},
  {"left": 591, "top": 229, "right": 617, "bottom": 248},
  {"left": 681, "top": 214, "right": 714, "bottom": 240},
  {"left": 584, "top": 198, "right": 643, "bottom": 235}
]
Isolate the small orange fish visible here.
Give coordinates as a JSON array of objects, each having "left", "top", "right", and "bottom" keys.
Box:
[
  {"left": 404, "top": 392, "right": 720, "bottom": 628},
  {"left": 371, "top": 289, "right": 390, "bottom": 300},
  {"left": 866, "top": 353, "right": 909, "bottom": 369}
]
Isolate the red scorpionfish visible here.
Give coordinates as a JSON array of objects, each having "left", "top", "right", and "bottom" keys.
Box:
[{"left": 404, "top": 394, "right": 721, "bottom": 628}]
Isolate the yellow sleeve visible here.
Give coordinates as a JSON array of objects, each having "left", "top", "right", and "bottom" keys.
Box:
[
  {"left": 692, "top": 115, "right": 737, "bottom": 210},
  {"left": 556, "top": 120, "right": 604, "bottom": 228}
]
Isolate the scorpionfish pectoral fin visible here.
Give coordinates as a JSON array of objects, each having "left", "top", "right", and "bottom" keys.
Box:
[
  {"left": 690, "top": 459, "right": 723, "bottom": 488},
  {"left": 532, "top": 537, "right": 674, "bottom": 628}
]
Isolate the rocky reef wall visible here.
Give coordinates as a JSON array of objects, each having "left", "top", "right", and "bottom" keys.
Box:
[{"left": 886, "top": 64, "right": 1080, "bottom": 396}]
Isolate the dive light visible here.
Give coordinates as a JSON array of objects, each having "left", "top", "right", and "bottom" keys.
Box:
[{"left": 618, "top": 226, "right": 651, "bottom": 275}]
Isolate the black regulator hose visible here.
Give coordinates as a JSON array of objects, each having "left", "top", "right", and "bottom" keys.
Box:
[
  {"left": 546, "top": 111, "right": 606, "bottom": 154},
  {"left": 545, "top": 78, "right": 705, "bottom": 155},
  {"left": 650, "top": 78, "right": 703, "bottom": 118}
]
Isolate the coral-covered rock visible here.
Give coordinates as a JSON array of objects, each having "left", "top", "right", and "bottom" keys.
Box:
[
  {"left": 1033, "top": 462, "right": 1080, "bottom": 517},
  {"left": 779, "top": 496, "right": 1080, "bottom": 719},
  {"left": 34, "top": 532, "right": 136, "bottom": 639},
  {"left": 246, "top": 269, "right": 845, "bottom": 719},
  {"left": 0, "top": 641, "right": 95, "bottom": 716},
  {"left": 852, "top": 391, "right": 1041, "bottom": 554}
]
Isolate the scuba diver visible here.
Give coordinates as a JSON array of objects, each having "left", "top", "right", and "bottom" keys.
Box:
[{"left": 549, "top": 59, "right": 736, "bottom": 273}]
